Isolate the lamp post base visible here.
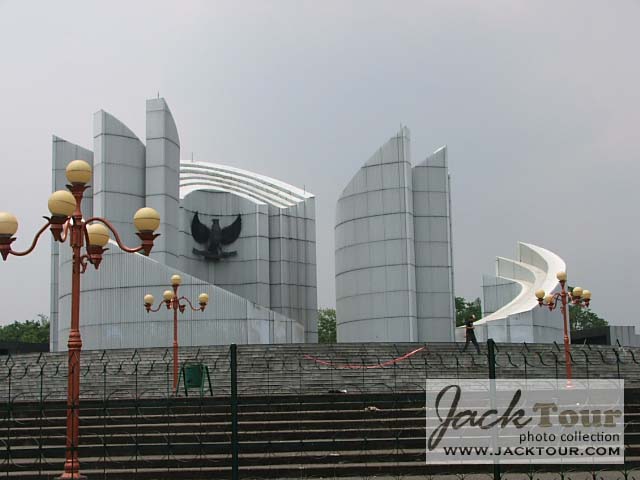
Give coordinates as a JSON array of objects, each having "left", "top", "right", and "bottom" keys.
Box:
[
  {"left": 59, "top": 455, "right": 87, "bottom": 479},
  {"left": 58, "top": 471, "right": 87, "bottom": 480}
]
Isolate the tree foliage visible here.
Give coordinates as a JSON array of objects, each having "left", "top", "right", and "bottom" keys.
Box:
[
  {"left": 0, "top": 314, "right": 50, "bottom": 344},
  {"left": 318, "top": 308, "right": 336, "bottom": 344},
  {"left": 569, "top": 305, "right": 607, "bottom": 331},
  {"left": 567, "top": 286, "right": 607, "bottom": 331},
  {"left": 455, "top": 297, "right": 482, "bottom": 327}
]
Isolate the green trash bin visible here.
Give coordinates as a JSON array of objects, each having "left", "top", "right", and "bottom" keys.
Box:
[
  {"left": 185, "top": 364, "right": 204, "bottom": 389},
  {"left": 177, "top": 362, "right": 213, "bottom": 396}
]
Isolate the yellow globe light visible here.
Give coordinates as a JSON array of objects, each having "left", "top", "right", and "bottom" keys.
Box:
[
  {"left": 0, "top": 212, "right": 18, "bottom": 236},
  {"left": 544, "top": 294, "right": 554, "bottom": 305},
  {"left": 65, "top": 160, "right": 92, "bottom": 185},
  {"left": 556, "top": 271, "right": 567, "bottom": 282},
  {"left": 535, "top": 289, "right": 545, "bottom": 299},
  {"left": 144, "top": 294, "right": 155, "bottom": 306},
  {"left": 163, "top": 290, "right": 174, "bottom": 302},
  {"left": 171, "top": 274, "right": 182, "bottom": 286},
  {"left": 48, "top": 190, "right": 76, "bottom": 217},
  {"left": 199, "top": 293, "right": 209, "bottom": 305},
  {"left": 572, "top": 287, "right": 583, "bottom": 298},
  {"left": 133, "top": 207, "right": 160, "bottom": 233},
  {"left": 86, "top": 223, "right": 110, "bottom": 247},
  {"left": 582, "top": 290, "right": 591, "bottom": 301}
]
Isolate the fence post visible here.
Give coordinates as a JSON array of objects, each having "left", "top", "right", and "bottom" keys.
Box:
[
  {"left": 230, "top": 343, "right": 239, "bottom": 480},
  {"left": 487, "top": 339, "right": 500, "bottom": 480},
  {"left": 487, "top": 338, "right": 496, "bottom": 380}
]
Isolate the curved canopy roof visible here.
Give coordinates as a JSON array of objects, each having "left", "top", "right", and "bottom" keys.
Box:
[{"left": 180, "top": 161, "right": 313, "bottom": 208}]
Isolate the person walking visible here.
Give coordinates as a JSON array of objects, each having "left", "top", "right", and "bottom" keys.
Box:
[{"left": 463, "top": 314, "right": 481, "bottom": 354}]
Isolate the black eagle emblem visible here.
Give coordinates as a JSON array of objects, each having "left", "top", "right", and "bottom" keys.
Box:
[{"left": 191, "top": 212, "right": 242, "bottom": 261}]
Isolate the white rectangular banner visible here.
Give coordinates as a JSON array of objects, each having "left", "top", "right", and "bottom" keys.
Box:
[{"left": 425, "top": 379, "right": 624, "bottom": 464}]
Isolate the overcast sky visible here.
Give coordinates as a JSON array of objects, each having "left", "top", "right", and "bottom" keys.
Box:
[{"left": 0, "top": 0, "right": 638, "bottom": 329}]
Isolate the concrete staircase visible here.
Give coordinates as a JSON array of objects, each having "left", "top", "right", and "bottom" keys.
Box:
[
  {"left": 1, "top": 342, "right": 638, "bottom": 401},
  {"left": 1, "top": 342, "right": 639, "bottom": 478},
  {"left": 2, "top": 391, "right": 639, "bottom": 479}
]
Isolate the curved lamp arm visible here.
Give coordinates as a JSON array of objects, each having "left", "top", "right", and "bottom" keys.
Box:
[
  {"left": 85, "top": 217, "right": 147, "bottom": 254},
  {"left": 56, "top": 218, "right": 72, "bottom": 243},
  {"left": 178, "top": 296, "right": 205, "bottom": 312},
  {"left": 542, "top": 291, "right": 587, "bottom": 310},
  {"left": 2, "top": 219, "right": 52, "bottom": 257},
  {"left": 145, "top": 301, "right": 167, "bottom": 313}
]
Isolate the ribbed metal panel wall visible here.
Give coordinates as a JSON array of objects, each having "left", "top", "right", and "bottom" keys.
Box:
[
  {"left": 145, "top": 98, "right": 180, "bottom": 268},
  {"left": 180, "top": 162, "right": 317, "bottom": 342},
  {"left": 412, "top": 146, "right": 455, "bottom": 341},
  {"left": 268, "top": 197, "right": 317, "bottom": 342},
  {"left": 57, "top": 237, "right": 304, "bottom": 351},
  {"left": 336, "top": 127, "right": 418, "bottom": 342},
  {"left": 302, "top": 197, "right": 318, "bottom": 341},
  {"left": 93, "top": 110, "right": 146, "bottom": 248},
  {"left": 177, "top": 190, "right": 271, "bottom": 308}
]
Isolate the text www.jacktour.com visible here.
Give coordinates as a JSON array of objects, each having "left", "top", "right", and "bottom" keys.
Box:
[{"left": 442, "top": 446, "right": 622, "bottom": 457}]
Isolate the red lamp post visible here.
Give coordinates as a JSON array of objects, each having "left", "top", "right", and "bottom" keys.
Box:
[
  {"left": 143, "top": 275, "right": 209, "bottom": 390},
  {"left": 535, "top": 271, "right": 592, "bottom": 384},
  {"left": 0, "top": 160, "right": 161, "bottom": 480}
]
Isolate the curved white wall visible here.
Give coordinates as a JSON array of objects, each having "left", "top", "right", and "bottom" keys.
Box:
[
  {"left": 335, "top": 128, "right": 454, "bottom": 342},
  {"left": 93, "top": 110, "right": 146, "bottom": 248},
  {"left": 145, "top": 98, "right": 180, "bottom": 268}
]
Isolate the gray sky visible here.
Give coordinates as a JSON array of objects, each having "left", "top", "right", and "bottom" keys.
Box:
[{"left": 1, "top": 0, "right": 638, "bottom": 328}]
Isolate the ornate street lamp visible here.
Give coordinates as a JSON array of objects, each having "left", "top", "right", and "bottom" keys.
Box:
[
  {"left": 535, "top": 271, "right": 592, "bottom": 384},
  {"left": 143, "top": 274, "right": 209, "bottom": 390},
  {"left": 0, "top": 160, "right": 161, "bottom": 480}
]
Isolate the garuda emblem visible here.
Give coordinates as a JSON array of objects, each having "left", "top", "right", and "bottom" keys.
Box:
[{"left": 191, "top": 212, "right": 242, "bottom": 261}]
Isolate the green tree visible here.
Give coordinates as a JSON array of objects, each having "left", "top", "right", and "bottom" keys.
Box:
[
  {"left": 455, "top": 297, "right": 482, "bottom": 327},
  {"left": 566, "top": 286, "right": 607, "bottom": 331},
  {"left": 569, "top": 305, "right": 607, "bottom": 331},
  {"left": 318, "top": 308, "right": 336, "bottom": 343},
  {"left": 0, "top": 314, "right": 49, "bottom": 344}
]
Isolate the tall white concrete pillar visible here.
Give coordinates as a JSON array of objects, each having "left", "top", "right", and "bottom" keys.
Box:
[
  {"left": 93, "top": 110, "right": 146, "bottom": 248},
  {"left": 145, "top": 98, "right": 180, "bottom": 267}
]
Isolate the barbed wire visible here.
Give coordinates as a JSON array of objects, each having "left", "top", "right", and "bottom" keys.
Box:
[{"left": 1, "top": 342, "right": 639, "bottom": 479}]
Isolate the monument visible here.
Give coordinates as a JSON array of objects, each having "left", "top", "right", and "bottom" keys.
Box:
[
  {"left": 50, "top": 98, "right": 317, "bottom": 351},
  {"left": 335, "top": 127, "right": 455, "bottom": 342},
  {"left": 457, "top": 242, "right": 565, "bottom": 343}
]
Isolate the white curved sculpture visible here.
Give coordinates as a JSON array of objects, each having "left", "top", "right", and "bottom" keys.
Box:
[{"left": 457, "top": 242, "right": 565, "bottom": 343}]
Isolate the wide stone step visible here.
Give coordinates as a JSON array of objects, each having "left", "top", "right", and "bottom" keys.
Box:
[{"left": 4, "top": 455, "right": 639, "bottom": 480}]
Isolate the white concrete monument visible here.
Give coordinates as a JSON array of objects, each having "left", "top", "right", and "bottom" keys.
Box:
[
  {"left": 335, "top": 128, "right": 455, "bottom": 342},
  {"left": 457, "top": 242, "right": 565, "bottom": 343},
  {"left": 50, "top": 98, "right": 317, "bottom": 351}
]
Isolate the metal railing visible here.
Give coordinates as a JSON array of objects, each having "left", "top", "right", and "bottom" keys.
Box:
[{"left": 0, "top": 341, "right": 638, "bottom": 479}]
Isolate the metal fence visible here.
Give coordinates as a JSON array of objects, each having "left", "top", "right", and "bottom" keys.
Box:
[{"left": 1, "top": 341, "right": 639, "bottom": 479}]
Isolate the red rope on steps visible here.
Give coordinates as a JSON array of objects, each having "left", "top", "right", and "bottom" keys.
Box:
[{"left": 303, "top": 346, "right": 426, "bottom": 369}]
